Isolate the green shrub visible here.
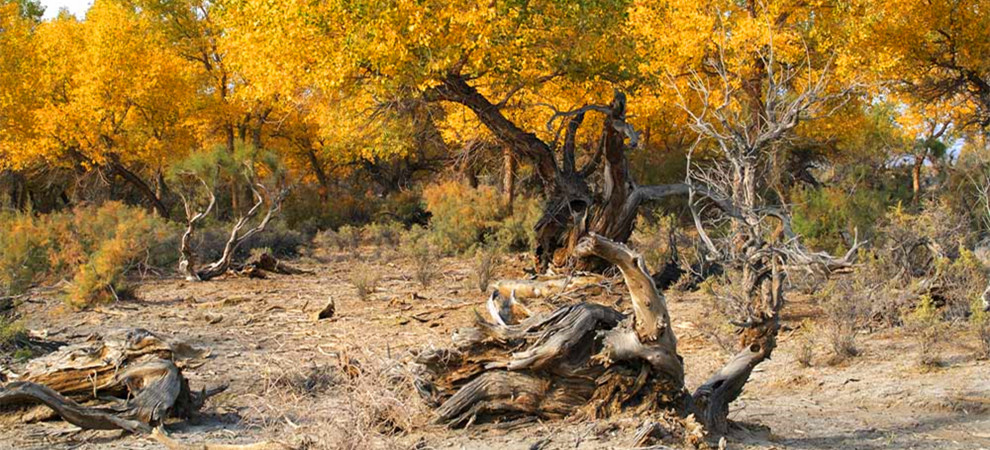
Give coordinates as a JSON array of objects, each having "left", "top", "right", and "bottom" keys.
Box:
[
  {"left": 971, "top": 297, "right": 990, "bottom": 360},
  {"left": 792, "top": 185, "right": 889, "bottom": 254},
  {"left": 0, "top": 315, "right": 26, "bottom": 349},
  {"left": 905, "top": 295, "right": 946, "bottom": 367},
  {"left": 365, "top": 221, "right": 403, "bottom": 248},
  {"left": 281, "top": 186, "right": 378, "bottom": 234},
  {"left": 493, "top": 197, "right": 542, "bottom": 252},
  {"left": 422, "top": 180, "right": 540, "bottom": 255}
]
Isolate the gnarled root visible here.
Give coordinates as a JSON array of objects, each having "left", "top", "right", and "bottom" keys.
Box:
[{"left": 415, "top": 234, "right": 688, "bottom": 426}]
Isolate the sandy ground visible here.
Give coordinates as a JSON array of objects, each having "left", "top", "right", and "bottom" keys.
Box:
[{"left": 1, "top": 246, "right": 988, "bottom": 449}]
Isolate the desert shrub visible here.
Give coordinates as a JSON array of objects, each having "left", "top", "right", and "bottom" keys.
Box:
[
  {"left": 878, "top": 201, "right": 974, "bottom": 281},
  {"left": 632, "top": 212, "right": 679, "bottom": 274},
  {"left": 816, "top": 280, "right": 863, "bottom": 364},
  {"left": 338, "top": 225, "right": 363, "bottom": 251},
  {"left": 0, "top": 209, "right": 52, "bottom": 296},
  {"left": 473, "top": 244, "right": 500, "bottom": 293},
  {"left": 365, "top": 221, "right": 403, "bottom": 248},
  {"left": 792, "top": 185, "right": 889, "bottom": 254},
  {"left": 63, "top": 203, "right": 170, "bottom": 307},
  {"left": 934, "top": 248, "right": 988, "bottom": 320},
  {"left": 492, "top": 196, "right": 542, "bottom": 251},
  {"left": 423, "top": 180, "right": 501, "bottom": 254},
  {"left": 0, "top": 202, "right": 174, "bottom": 306},
  {"left": 379, "top": 189, "right": 428, "bottom": 227},
  {"left": 905, "top": 295, "right": 947, "bottom": 367},
  {"left": 191, "top": 219, "right": 304, "bottom": 264},
  {"left": 281, "top": 186, "right": 378, "bottom": 235},
  {"left": 0, "top": 314, "right": 26, "bottom": 350},
  {"left": 793, "top": 319, "right": 817, "bottom": 368},
  {"left": 350, "top": 268, "right": 380, "bottom": 300},
  {"left": 314, "top": 229, "right": 347, "bottom": 252},
  {"left": 241, "top": 221, "right": 306, "bottom": 258},
  {"left": 971, "top": 298, "right": 990, "bottom": 360},
  {"left": 403, "top": 233, "right": 441, "bottom": 288},
  {"left": 698, "top": 273, "right": 745, "bottom": 355}
]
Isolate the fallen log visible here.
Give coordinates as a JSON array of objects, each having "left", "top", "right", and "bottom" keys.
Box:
[
  {"left": 1, "top": 328, "right": 216, "bottom": 438},
  {"left": 238, "top": 253, "right": 314, "bottom": 279}
]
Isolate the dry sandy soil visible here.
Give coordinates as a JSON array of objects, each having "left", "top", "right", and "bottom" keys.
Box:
[{"left": 2, "top": 246, "right": 989, "bottom": 449}]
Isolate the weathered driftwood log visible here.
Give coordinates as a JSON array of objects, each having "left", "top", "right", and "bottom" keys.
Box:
[
  {"left": 237, "top": 253, "right": 313, "bottom": 279},
  {"left": 0, "top": 328, "right": 215, "bottom": 435},
  {"left": 18, "top": 328, "right": 175, "bottom": 397},
  {"left": 414, "top": 233, "right": 689, "bottom": 427}
]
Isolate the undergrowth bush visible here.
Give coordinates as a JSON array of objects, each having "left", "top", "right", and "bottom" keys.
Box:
[
  {"left": 423, "top": 180, "right": 501, "bottom": 254},
  {"left": 402, "top": 229, "right": 441, "bottom": 288},
  {"left": 423, "top": 180, "right": 541, "bottom": 254},
  {"left": 816, "top": 279, "right": 864, "bottom": 364},
  {"left": 905, "top": 295, "right": 947, "bottom": 367},
  {"left": 0, "top": 202, "right": 175, "bottom": 307},
  {"left": 792, "top": 185, "right": 889, "bottom": 254},
  {"left": 473, "top": 244, "right": 501, "bottom": 293},
  {"left": 971, "top": 298, "right": 990, "bottom": 360}
]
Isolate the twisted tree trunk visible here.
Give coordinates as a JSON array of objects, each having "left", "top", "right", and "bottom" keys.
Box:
[{"left": 430, "top": 75, "right": 688, "bottom": 271}]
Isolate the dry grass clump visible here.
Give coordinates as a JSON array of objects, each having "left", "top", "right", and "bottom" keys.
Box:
[
  {"left": 295, "top": 352, "right": 429, "bottom": 450},
  {"left": 350, "top": 268, "right": 380, "bottom": 301},
  {"left": 260, "top": 360, "right": 339, "bottom": 397},
  {"left": 816, "top": 280, "right": 863, "bottom": 364},
  {"left": 244, "top": 351, "right": 428, "bottom": 450},
  {"left": 473, "top": 244, "right": 500, "bottom": 293},
  {"left": 796, "top": 319, "right": 815, "bottom": 368},
  {"left": 403, "top": 236, "right": 441, "bottom": 288},
  {"left": 697, "top": 274, "right": 744, "bottom": 356}
]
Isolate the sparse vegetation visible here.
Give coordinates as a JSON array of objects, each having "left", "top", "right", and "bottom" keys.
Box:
[
  {"left": 404, "top": 232, "right": 441, "bottom": 288},
  {"left": 906, "top": 295, "right": 947, "bottom": 368},
  {"left": 972, "top": 297, "right": 990, "bottom": 360},
  {"left": 473, "top": 244, "right": 500, "bottom": 293},
  {"left": 817, "top": 280, "right": 864, "bottom": 364},
  {"left": 796, "top": 319, "right": 816, "bottom": 368},
  {"left": 3, "top": 0, "right": 990, "bottom": 448},
  {"left": 350, "top": 268, "right": 381, "bottom": 300}
]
